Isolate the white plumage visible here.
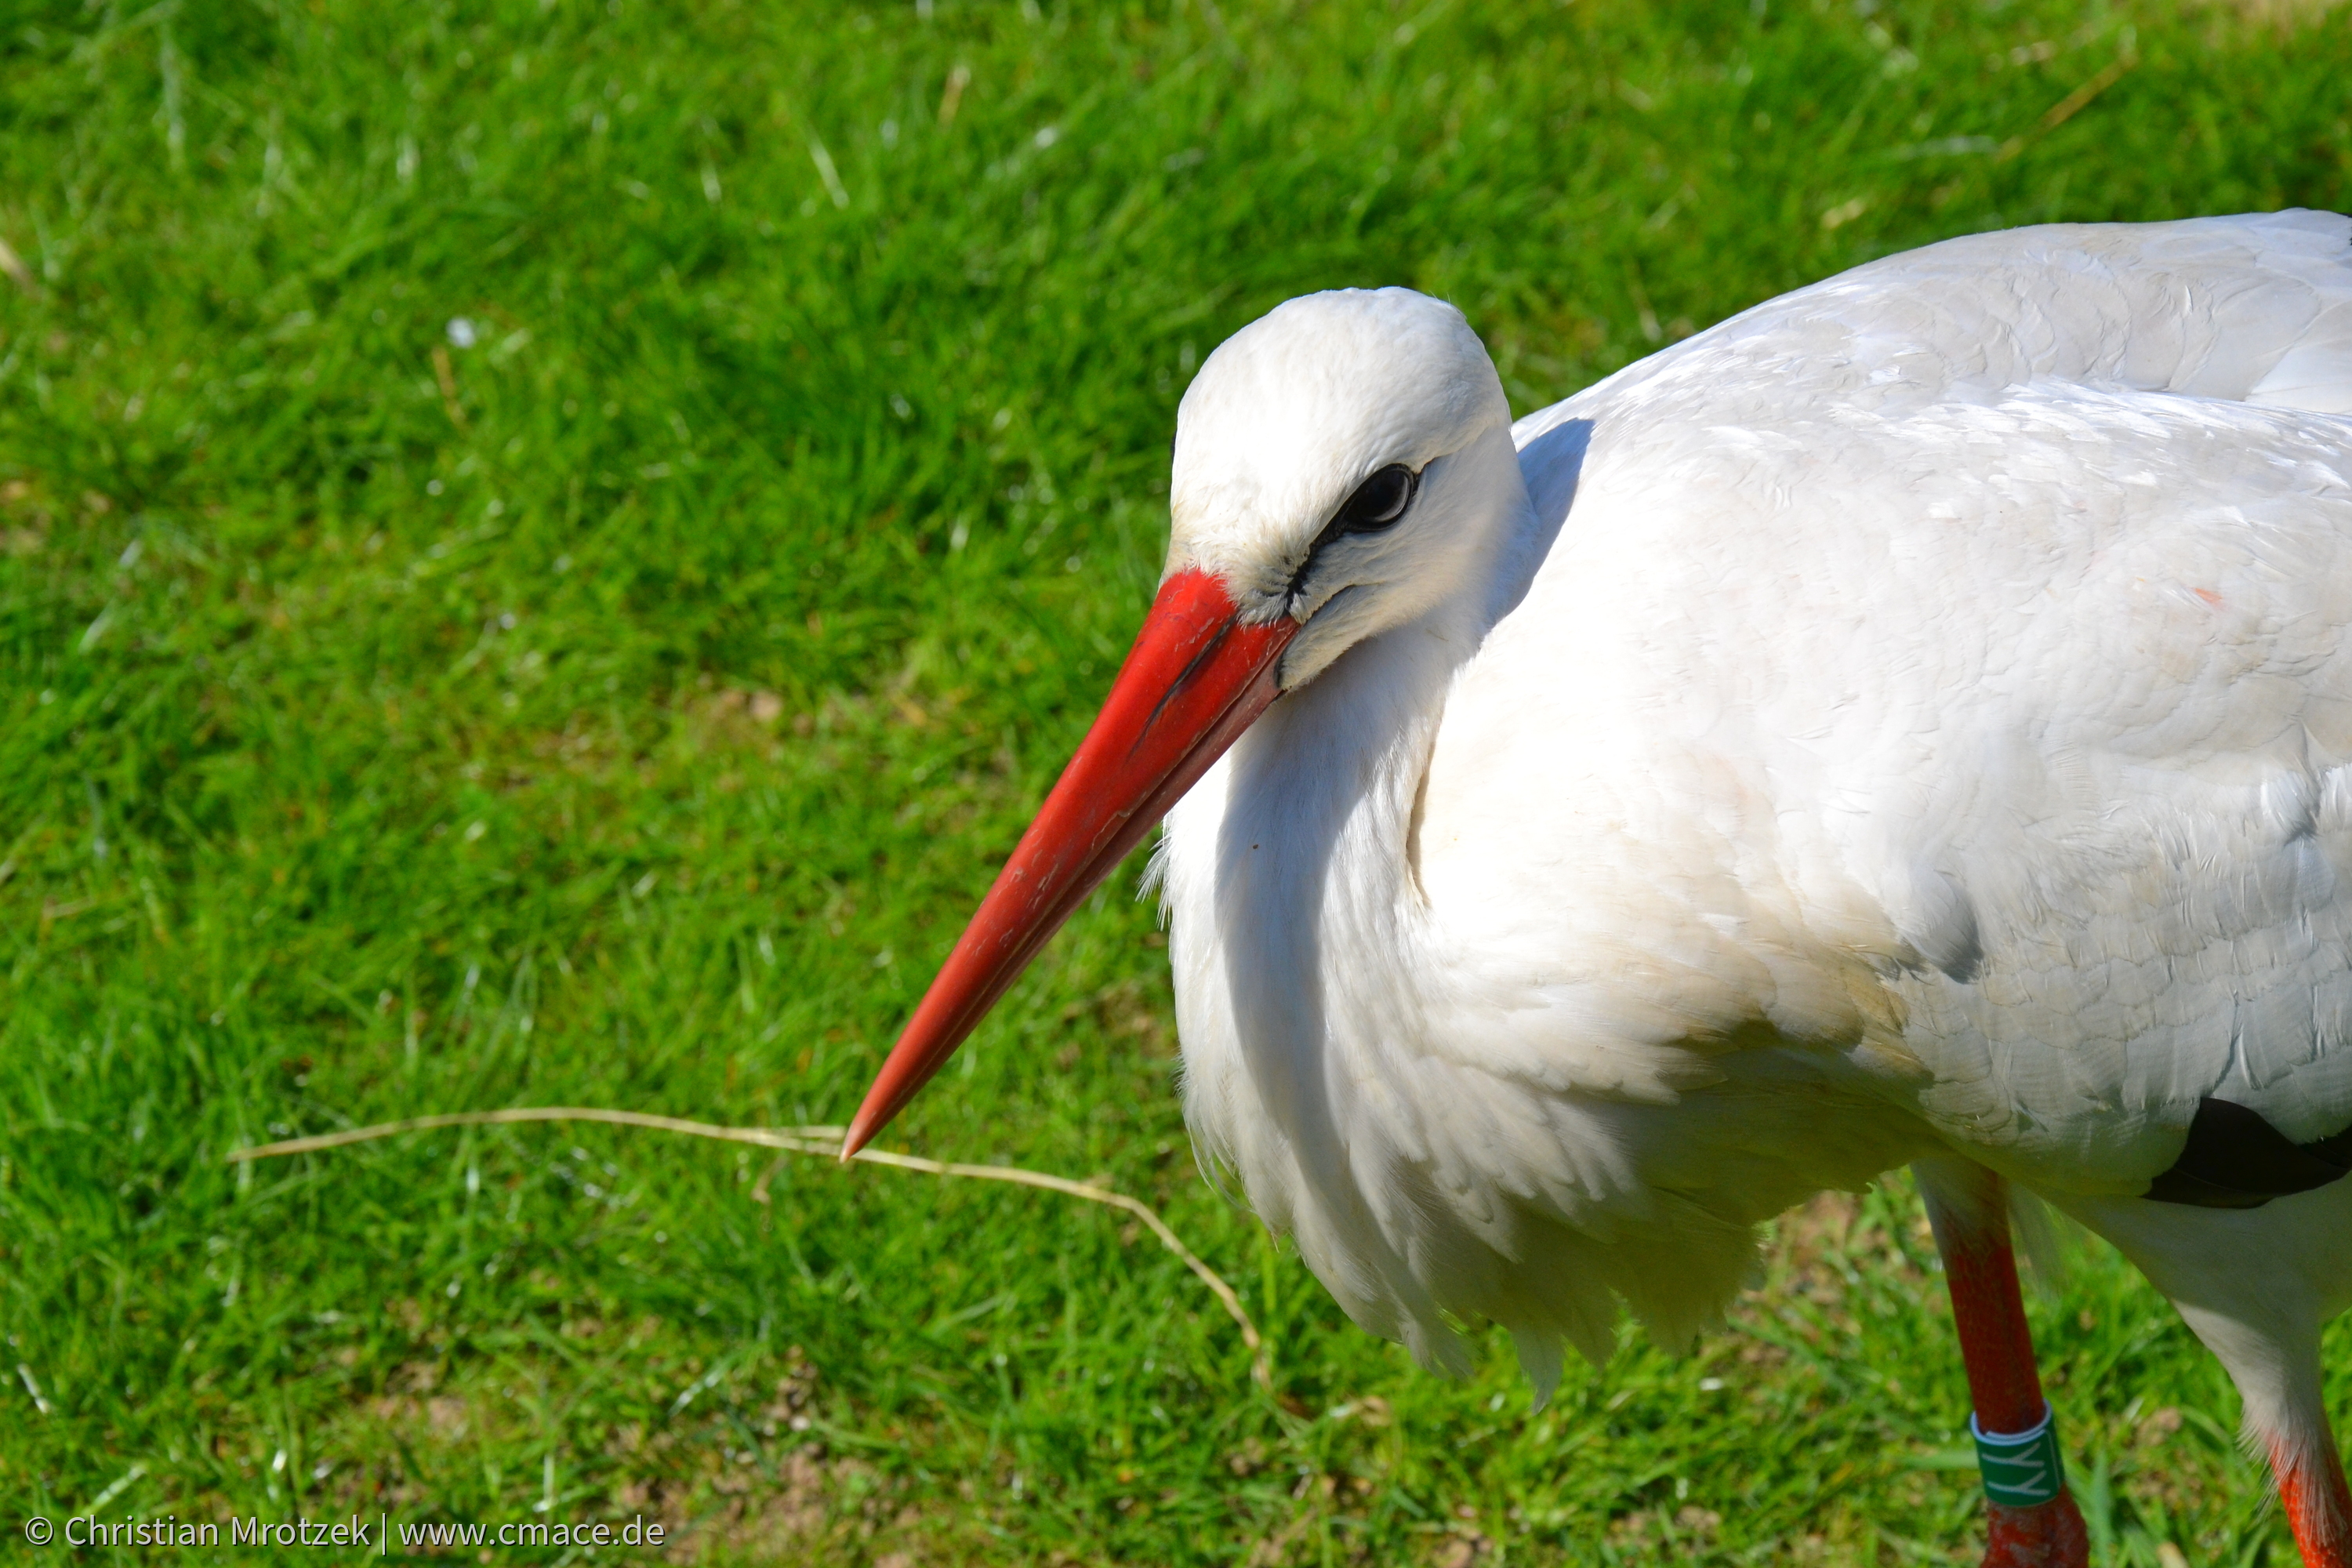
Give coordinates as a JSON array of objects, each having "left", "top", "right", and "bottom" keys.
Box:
[
  {"left": 1163, "top": 212, "right": 2352, "bottom": 1439},
  {"left": 855, "top": 209, "right": 2352, "bottom": 1562}
]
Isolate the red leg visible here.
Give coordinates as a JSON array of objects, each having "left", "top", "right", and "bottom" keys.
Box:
[
  {"left": 2273, "top": 1431, "right": 2352, "bottom": 1568},
  {"left": 1915, "top": 1159, "right": 2089, "bottom": 1568}
]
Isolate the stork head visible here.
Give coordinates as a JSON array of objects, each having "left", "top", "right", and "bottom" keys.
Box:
[
  {"left": 1167, "top": 287, "right": 1516, "bottom": 688},
  {"left": 844, "top": 288, "right": 1511, "bottom": 1154}
]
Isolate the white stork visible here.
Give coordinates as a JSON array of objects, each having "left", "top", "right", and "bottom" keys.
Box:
[{"left": 848, "top": 210, "right": 2352, "bottom": 1566}]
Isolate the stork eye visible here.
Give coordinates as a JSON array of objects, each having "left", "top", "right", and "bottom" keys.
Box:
[
  {"left": 1291, "top": 461, "right": 1425, "bottom": 603},
  {"left": 1330, "top": 464, "right": 1418, "bottom": 536}
]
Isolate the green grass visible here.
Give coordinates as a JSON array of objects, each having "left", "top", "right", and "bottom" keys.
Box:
[{"left": 3, "top": 0, "right": 2350, "bottom": 1561}]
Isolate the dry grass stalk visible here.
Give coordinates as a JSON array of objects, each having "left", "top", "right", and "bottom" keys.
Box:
[{"left": 227, "top": 1105, "right": 1272, "bottom": 1394}]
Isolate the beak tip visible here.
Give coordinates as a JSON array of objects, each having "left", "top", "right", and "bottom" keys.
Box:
[
  {"left": 839, "top": 1112, "right": 876, "bottom": 1162},
  {"left": 844, "top": 1054, "right": 916, "bottom": 1160}
]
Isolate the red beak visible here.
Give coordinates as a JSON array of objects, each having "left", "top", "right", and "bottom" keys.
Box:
[{"left": 842, "top": 569, "right": 1297, "bottom": 1156}]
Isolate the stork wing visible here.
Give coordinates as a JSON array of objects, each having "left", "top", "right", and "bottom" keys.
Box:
[{"left": 1421, "top": 212, "right": 2352, "bottom": 1197}]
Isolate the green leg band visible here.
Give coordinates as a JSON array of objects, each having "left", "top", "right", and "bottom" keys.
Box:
[{"left": 1970, "top": 1406, "right": 2067, "bottom": 1508}]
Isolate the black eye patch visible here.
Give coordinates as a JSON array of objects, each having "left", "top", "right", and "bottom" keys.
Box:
[
  {"left": 1285, "top": 463, "right": 1426, "bottom": 608},
  {"left": 1332, "top": 463, "right": 1417, "bottom": 535},
  {"left": 1302, "top": 463, "right": 1421, "bottom": 567}
]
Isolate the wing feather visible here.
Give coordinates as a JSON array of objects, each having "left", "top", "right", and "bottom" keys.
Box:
[{"left": 1454, "top": 212, "right": 2352, "bottom": 1194}]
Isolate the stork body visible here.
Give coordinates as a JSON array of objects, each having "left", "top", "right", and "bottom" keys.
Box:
[{"left": 853, "top": 212, "right": 2352, "bottom": 1564}]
